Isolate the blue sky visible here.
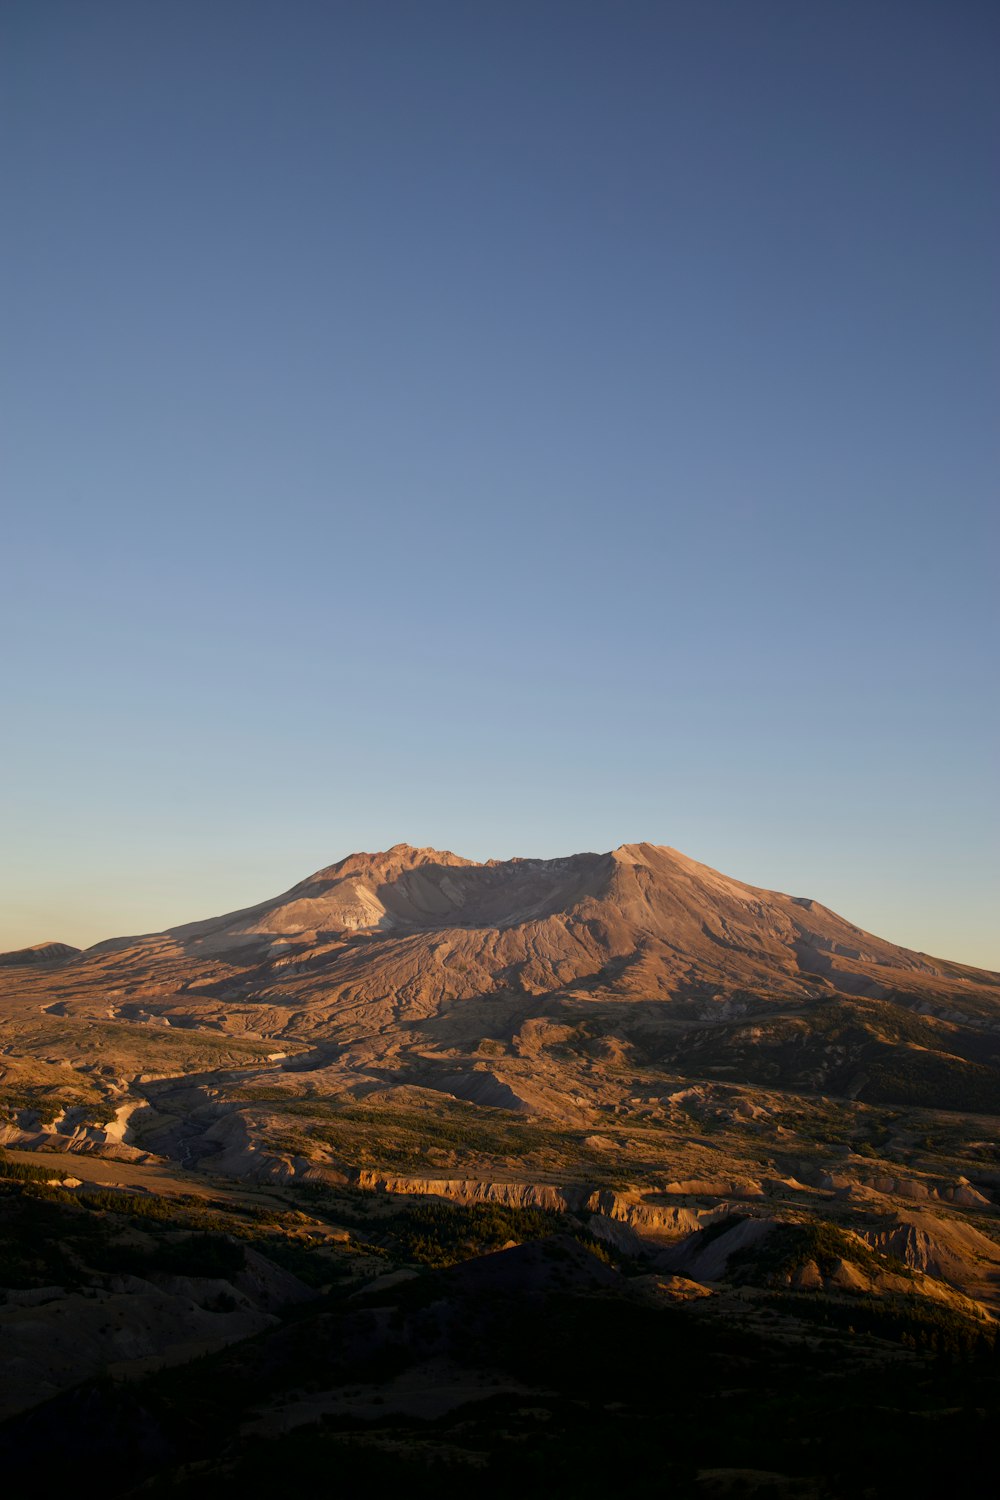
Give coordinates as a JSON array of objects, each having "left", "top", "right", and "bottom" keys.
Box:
[{"left": 2, "top": 2, "right": 997, "bottom": 966}]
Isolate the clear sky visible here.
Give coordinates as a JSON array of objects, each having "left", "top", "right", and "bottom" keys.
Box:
[{"left": 2, "top": 2, "right": 997, "bottom": 967}]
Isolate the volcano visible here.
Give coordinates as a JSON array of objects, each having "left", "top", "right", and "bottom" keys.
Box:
[{"left": 5, "top": 843, "right": 997, "bottom": 1119}]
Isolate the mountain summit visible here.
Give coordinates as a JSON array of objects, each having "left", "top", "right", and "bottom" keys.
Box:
[{"left": 145, "top": 840, "right": 989, "bottom": 1014}]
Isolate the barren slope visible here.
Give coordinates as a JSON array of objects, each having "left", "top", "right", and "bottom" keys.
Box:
[
  {"left": 30, "top": 842, "right": 998, "bottom": 1013},
  {"left": 2, "top": 842, "right": 997, "bottom": 1126}
]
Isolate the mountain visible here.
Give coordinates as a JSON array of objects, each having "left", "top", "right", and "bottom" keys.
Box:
[
  {"left": 76, "top": 840, "right": 998, "bottom": 1004},
  {"left": 4, "top": 842, "right": 998, "bottom": 1124}
]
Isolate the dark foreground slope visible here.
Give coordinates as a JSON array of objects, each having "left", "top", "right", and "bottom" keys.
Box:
[{"left": 1, "top": 1168, "right": 998, "bottom": 1500}]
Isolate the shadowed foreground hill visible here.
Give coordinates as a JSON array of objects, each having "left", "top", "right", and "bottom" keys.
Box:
[{"left": 1, "top": 1210, "right": 998, "bottom": 1500}]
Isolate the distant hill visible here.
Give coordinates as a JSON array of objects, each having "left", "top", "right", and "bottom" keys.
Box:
[{"left": 0, "top": 941, "right": 80, "bottom": 967}]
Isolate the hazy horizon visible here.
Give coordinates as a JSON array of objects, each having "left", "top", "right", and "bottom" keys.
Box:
[{"left": 3, "top": 3, "right": 997, "bottom": 968}]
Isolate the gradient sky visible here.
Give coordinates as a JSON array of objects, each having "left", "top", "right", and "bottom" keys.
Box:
[{"left": 2, "top": 2, "right": 997, "bottom": 967}]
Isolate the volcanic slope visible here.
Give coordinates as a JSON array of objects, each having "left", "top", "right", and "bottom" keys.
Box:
[
  {"left": 23, "top": 841, "right": 996, "bottom": 1022},
  {"left": 4, "top": 843, "right": 998, "bottom": 1120}
]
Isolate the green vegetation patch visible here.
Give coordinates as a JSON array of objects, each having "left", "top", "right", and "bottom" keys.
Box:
[
  {"left": 0, "top": 1147, "right": 58, "bottom": 1185},
  {"left": 861, "top": 1051, "right": 1000, "bottom": 1115},
  {"left": 84, "top": 1231, "right": 247, "bottom": 1280},
  {"left": 375, "top": 1200, "right": 566, "bottom": 1266},
  {"left": 761, "top": 1289, "right": 995, "bottom": 1358},
  {"left": 729, "top": 1220, "right": 905, "bottom": 1284},
  {"left": 242, "top": 1094, "right": 627, "bottom": 1182},
  {"left": 0, "top": 1015, "right": 284, "bottom": 1080},
  {"left": 0, "top": 1171, "right": 339, "bottom": 1292}
]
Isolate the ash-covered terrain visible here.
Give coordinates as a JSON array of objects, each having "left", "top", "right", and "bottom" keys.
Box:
[{"left": 2, "top": 842, "right": 999, "bottom": 1496}]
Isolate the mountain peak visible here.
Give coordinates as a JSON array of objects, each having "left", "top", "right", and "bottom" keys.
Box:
[
  {"left": 611, "top": 840, "right": 666, "bottom": 865},
  {"left": 314, "top": 844, "right": 477, "bottom": 884}
]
